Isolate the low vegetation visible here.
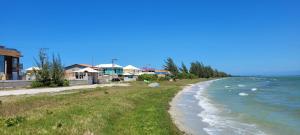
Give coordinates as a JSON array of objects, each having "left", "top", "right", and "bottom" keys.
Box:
[
  {"left": 0, "top": 79, "right": 207, "bottom": 135},
  {"left": 31, "top": 49, "right": 69, "bottom": 88}
]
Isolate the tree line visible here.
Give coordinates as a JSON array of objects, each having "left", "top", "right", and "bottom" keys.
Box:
[{"left": 164, "top": 57, "right": 230, "bottom": 79}]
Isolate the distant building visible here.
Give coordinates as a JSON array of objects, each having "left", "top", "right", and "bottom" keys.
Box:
[
  {"left": 95, "top": 64, "right": 123, "bottom": 76},
  {"left": 141, "top": 67, "right": 156, "bottom": 75},
  {"left": 0, "top": 46, "right": 22, "bottom": 80},
  {"left": 123, "top": 65, "right": 142, "bottom": 81},
  {"left": 155, "top": 70, "right": 171, "bottom": 78},
  {"left": 64, "top": 64, "right": 92, "bottom": 80},
  {"left": 123, "top": 65, "right": 142, "bottom": 76},
  {"left": 25, "top": 67, "right": 40, "bottom": 80}
]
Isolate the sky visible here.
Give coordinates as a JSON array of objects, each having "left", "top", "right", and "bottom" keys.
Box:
[{"left": 0, "top": 0, "right": 299, "bottom": 75}]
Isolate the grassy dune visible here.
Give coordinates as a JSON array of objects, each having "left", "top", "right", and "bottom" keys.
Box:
[{"left": 0, "top": 79, "right": 207, "bottom": 135}]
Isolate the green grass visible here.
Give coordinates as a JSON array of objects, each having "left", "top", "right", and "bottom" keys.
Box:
[{"left": 0, "top": 79, "right": 207, "bottom": 135}]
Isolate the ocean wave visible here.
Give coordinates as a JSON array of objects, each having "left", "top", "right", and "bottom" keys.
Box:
[
  {"left": 239, "top": 93, "right": 249, "bottom": 96},
  {"left": 238, "top": 84, "right": 246, "bottom": 87},
  {"left": 195, "top": 82, "right": 266, "bottom": 135},
  {"left": 251, "top": 88, "right": 258, "bottom": 91},
  {"left": 225, "top": 86, "right": 231, "bottom": 88}
]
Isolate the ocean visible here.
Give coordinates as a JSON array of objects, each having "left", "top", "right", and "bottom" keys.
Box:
[{"left": 171, "top": 77, "right": 300, "bottom": 135}]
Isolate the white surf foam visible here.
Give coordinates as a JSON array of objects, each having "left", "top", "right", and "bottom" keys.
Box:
[
  {"left": 195, "top": 81, "right": 266, "bottom": 135},
  {"left": 238, "top": 84, "right": 246, "bottom": 87},
  {"left": 251, "top": 88, "right": 258, "bottom": 91},
  {"left": 225, "top": 86, "right": 231, "bottom": 88},
  {"left": 239, "top": 92, "right": 249, "bottom": 96}
]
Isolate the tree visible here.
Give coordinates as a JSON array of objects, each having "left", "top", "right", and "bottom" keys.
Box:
[
  {"left": 180, "top": 62, "right": 189, "bottom": 74},
  {"left": 34, "top": 48, "right": 51, "bottom": 86},
  {"left": 164, "top": 57, "right": 179, "bottom": 76},
  {"left": 32, "top": 49, "right": 67, "bottom": 87},
  {"left": 51, "top": 54, "right": 65, "bottom": 86}
]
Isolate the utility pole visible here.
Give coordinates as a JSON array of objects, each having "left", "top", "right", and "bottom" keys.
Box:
[{"left": 111, "top": 58, "right": 118, "bottom": 78}]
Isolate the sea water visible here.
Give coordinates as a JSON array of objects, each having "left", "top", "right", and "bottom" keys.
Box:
[{"left": 194, "top": 77, "right": 300, "bottom": 135}]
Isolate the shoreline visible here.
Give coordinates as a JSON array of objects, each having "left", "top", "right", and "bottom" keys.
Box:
[{"left": 169, "top": 79, "right": 218, "bottom": 135}]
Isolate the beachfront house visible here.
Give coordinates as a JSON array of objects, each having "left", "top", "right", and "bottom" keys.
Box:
[
  {"left": 141, "top": 67, "right": 156, "bottom": 75},
  {"left": 123, "top": 65, "right": 142, "bottom": 81},
  {"left": 72, "top": 67, "right": 99, "bottom": 84},
  {"left": 25, "top": 67, "right": 40, "bottom": 80},
  {"left": 64, "top": 64, "right": 92, "bottom": 80},
  {"left": 155, "top": 70, "right": 171, "bottom": 78},
  {"left": 123, "top": 65, "right": 142, "bottom": 76},
  {"left": 95, "top": 64, "right": 123, "bottom": 76},
  {"left": 0, "top": 46, "right": 22, "bottom": 80}
]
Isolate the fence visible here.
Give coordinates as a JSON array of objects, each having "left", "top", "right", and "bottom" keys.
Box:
[
  {"left": 0, "top": 80, "right": 89, "bottom": 89},
  {"left": 0, "top": 80, "right": 32, "bottom": 89}
]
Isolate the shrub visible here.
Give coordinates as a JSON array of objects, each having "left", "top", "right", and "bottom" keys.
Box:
[
  {"left": 49, "top": 83, "right": 58, "bottom": 87},
  {"left": 5, "top": 116, "right": 25, "bottom": 127},
  {"left": 188, "top": 74, "right": 197, "bottom": 79},
  {"left": 33, "top": 49, "right": 66, "bottom": 88},
  {"left": 157, "top": 76, "right": 169, "bottom": 81},
  {"left": 177, "top": 73, "right": 197, "bottom": 79},
  {"left": 31, "top": 81, "right": 44, "bottom": 88},
  {"left": 138, "top": 74, "right": 158, "bottom": 81},
  {"left": 63, "top": 79, "right": 70, "bottom": 86}
]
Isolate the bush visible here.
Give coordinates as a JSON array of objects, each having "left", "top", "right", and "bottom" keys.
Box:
[
  {"left": 4, "top": 116, "right": 25, "bottom": 127},
  {"left": 138, "top": 74, "right": 158, "bottom": 81},
  {"left": 177, "top": 73, "right": 197, "bottom": 79},
  {"left": 31, "top": 81, "right": 44, "bottom": 88},
  {"left": 63, "top": 79, "right": 70, "bottom": 86},
  {"left": 188, "top": 74, "right": 197, "bottom": 79}
]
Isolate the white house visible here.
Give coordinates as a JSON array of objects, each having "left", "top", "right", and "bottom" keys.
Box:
[
  {"left": 123, "top": 65, "right": 142, "bottom": 81},
  {"left": 72, "top": 67, "right": 99, "bottom": 84},
  {"left": 25, "top": 67, "right": 40, "bottom": 80}
]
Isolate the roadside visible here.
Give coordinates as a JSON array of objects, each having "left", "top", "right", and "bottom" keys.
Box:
[
  {"left": 0, "top": 79, "right": 205, "bottom": 135},
  {"left": 0, "top": 83, "right": 130, "bottom": 97}
]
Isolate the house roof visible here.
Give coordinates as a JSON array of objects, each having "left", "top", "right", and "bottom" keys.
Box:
[
  {"left": 155, "top": 70, "right": 171, "bottom": 75},
  {"left": 123, "top": 65, "right": 140, "bottom": 70},
  {"left": 73, "top": 67, "right": 98, "bottom": 73},
  {"left": 77, "top": 64, "right": 92, "bottom": 67},
  {"left": 25, "top": 67, "right": 40, "bottom": 71},
  {"left": 0, "top": 46, "right": 21, "bottom": 57},
  {"left": 95, "top": 64, "right": 123, "bottom": 68},
  {"left": 65, "top": 64, "right": 92, "bottom": 70}
]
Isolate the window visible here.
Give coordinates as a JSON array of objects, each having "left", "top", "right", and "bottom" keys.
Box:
[
  {"left": 12, "top": 57, "right": 18, "bottom": 72},
  {"left": 0, "top": 55, "right": 4, "bottom": 73}
]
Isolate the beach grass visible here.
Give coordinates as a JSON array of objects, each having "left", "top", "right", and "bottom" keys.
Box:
[{"left": 0, "top": 79, "right": 207, "bottom": 135}]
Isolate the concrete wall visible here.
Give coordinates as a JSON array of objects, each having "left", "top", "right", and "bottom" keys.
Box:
[
  {"left": 0, "top": 80, "right": 89, "bottom": 89},
  {"left": 69, "top": 80, "right": 89, "bottom": 86},
  {"left": 0, "top": 80, "right": 32, "bottom": 89}
]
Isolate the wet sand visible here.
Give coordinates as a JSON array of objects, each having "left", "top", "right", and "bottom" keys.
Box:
[{"left": 169, "top": 80, "right": 216, "bottom": 135}]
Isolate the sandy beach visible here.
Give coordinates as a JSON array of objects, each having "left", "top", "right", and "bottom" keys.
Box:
[{"left": 169, "top": 80, "right": 217, "bottom": 135}]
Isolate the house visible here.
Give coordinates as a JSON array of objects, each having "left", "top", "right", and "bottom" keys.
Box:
[
  {"left": 141, "top": 67, "right": 156, "bottom": 75},
  {"left": 123, "top": 65, "right": 142, "bottom": 76},
  {"left": 72, "top": 67, "right": 99, "bottom": 84},
  {"left": 0, "top": 46, "right": 22, "bottom": 80},
  {"left": 25, "top": 67, "right": 40, "bottom": 80},
  {"left": 95, "top": 64, "right": 123, "bottom": 76},
  {"left": 123, "top": 65, "right": 142, "bottom": 81},
  {"left": 64, "top": 64, "right": 92, "bottom": 80},
  {"left": 155, "top": 70, "right": 171, "bottom": 78}
]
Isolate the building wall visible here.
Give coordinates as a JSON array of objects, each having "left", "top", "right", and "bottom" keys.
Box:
[
  {"left": 64, "top": 67, "right": 82, "bottom": 80},
  {"left": 123, "top": 69, "right": 142, "bottom": 75},
  {"left": 102, "top": 68, "right": 123, "bottom": 75},
  {"left": 0, "top": 55, "right": 20, "bottom": 80}
]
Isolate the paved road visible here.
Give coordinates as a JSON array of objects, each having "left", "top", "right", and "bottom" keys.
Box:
[{"left": 0, "top": 83, "right": 129, "bottom": 97}]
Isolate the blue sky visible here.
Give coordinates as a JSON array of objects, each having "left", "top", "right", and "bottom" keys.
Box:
[{"left": 0, "top": 0, "right": 299, "bottom": 75}]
